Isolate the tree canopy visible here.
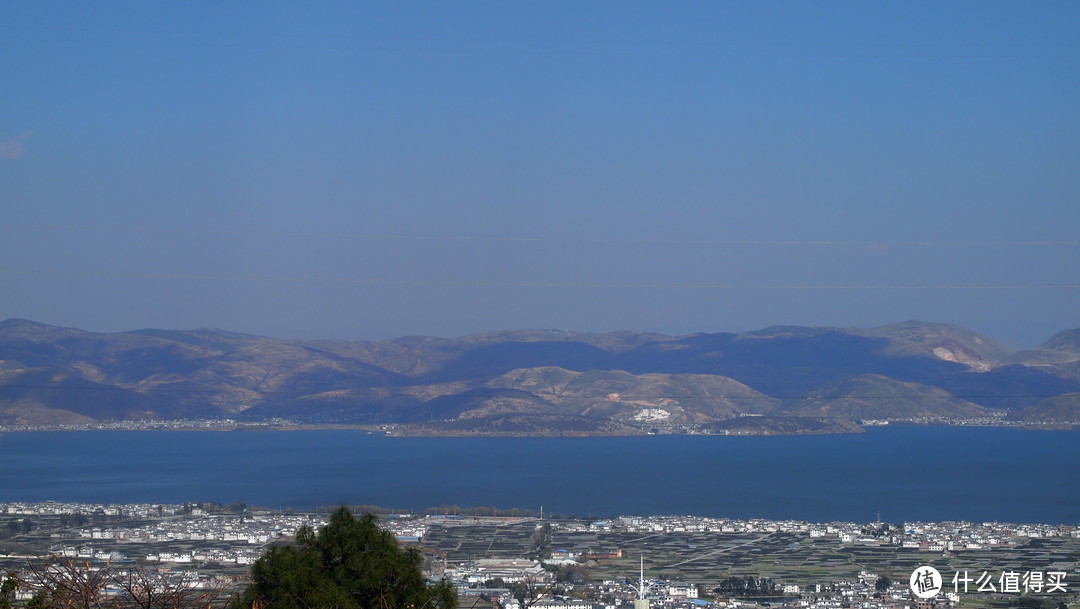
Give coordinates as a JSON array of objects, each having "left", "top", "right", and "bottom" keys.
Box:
[
  {"left": 229, "top": 507, "right": 456, "bottom": 609},
  {"left": 14, "top": 558, "right": 224, "bottom": 609}
]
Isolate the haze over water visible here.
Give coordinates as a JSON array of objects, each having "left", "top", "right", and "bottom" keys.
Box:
[
  {"left": 4, "top": 3, "right": 1078, "bottom": 347},
  {"left": 1, "top": 426, "right": 1076, "bottom": 524}
]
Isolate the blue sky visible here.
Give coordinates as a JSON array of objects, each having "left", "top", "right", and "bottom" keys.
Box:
[{"left": 2, "top": 2, "right": 1078, "bottom": 348}]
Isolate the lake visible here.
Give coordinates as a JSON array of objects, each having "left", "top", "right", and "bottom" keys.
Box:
[{"left": 0, "top": 426, "right": 1076, "bottom": 523}]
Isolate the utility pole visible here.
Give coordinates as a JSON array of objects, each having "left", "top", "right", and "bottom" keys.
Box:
[{"left": 634, "top": 553, "right": 650, "bottom": 609}]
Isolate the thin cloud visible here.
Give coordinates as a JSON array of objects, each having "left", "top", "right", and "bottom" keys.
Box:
[{"left": 0, "top": 132, "right": 31, "bottom": 159}]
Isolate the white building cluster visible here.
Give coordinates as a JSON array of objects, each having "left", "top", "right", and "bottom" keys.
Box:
[
  {"left": 2, "top": 501, "right": 1076, "bottom": 609},
  {"left": 574, "top": 515, "right": 1078, "bottom": 550}
]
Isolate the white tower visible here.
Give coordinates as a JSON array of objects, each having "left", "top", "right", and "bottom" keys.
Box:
[{"left": 634, "top": 553, "right": 650, "bottom": 609}]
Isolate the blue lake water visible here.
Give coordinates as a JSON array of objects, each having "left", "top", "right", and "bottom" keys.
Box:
[{"left": 0, "top": 426, "right": 1076, "bottom": 524}]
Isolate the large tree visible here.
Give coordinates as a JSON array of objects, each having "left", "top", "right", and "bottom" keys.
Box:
[
  {"left": 16, "top": 558, "right": 224, "bottom": 609},
  {"left": 229, "top": 507, "right": 456, "bottom": 609}
]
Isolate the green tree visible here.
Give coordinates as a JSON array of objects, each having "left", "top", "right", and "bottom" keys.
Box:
[
  {"left": 18, "top": 557, "right": 224, "bottom": 609},
  {"left": 1, "top": 572, "right": 18, "bottom": 609},
  {"left": 527, "top": 524, "right": 551, "bottom": 560},
  {"left": 229, "top": 507, "right": 456, "bottom": 609},
  {"left": 874, "top": 576, "right": 891, "bottom": 592}
]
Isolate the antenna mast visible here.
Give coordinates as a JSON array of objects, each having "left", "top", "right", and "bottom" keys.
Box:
[
  {"left": 633, "top": 552, "right": 650, "bottom": 609},
  {"left": 639, "top": 553, "right": 645, "bottom": 599}
]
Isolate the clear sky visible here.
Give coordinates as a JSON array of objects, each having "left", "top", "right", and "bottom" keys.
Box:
[{"left": 2, "top": 2, "right": 1078, "bottom": 348}]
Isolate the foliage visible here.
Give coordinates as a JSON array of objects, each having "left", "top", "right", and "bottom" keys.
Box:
[
  {"left": 2, "top": 518, "right": 32, "bottom": 539},
  {"left": 1, "top": 572, "right": 17, "bottom": 609},
  {"left": 552, "top": 565, "right": 589, "bottom": 585},
  {"left": 712, "top": 576, "right": 781, "bottom": 597},
  {"left": 15, "top": 557, "right": 224, "bottom": 609},
  {"left": 229, "top": 507, "right": 456, "bottom": 609},
  {"left": 874, "top": 576, "right": 891, "bottom": 592},
  {"left": 509, "top": 580, "right": 543, "bottom": 607},
  {"left": 527, "top": 524, "right": 552, "bottom": 560}
]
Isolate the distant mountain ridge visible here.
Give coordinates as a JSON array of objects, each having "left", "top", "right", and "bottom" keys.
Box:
[
  {"left": 1, "top": 318, "right": 1078, "bottom": 434},
  {"left": 780, "top": 373, "right": 990, "bottom": 419}
]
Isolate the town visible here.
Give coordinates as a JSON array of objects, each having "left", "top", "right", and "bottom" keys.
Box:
[
  {"left": 1, "top": 502, "right": 1076, "bottom": 609},
  {"left": 0, "top": 412, "right": 1070, "bottom": 437}
]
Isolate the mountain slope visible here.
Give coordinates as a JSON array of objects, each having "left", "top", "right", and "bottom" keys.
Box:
[
  {"left": 781, "top": 374, "right": 990, "bottom": 420},
  {"left": 2, "top": 318, "right": 1078, "bottom": 433},
  {"left": 1007, "top": 393, "right": 1080, "bottom": 424},
  {"left": 1002, "top": 328, "right": 1080, "bottom": 378},
  {"left": 485, "top": 367, "right": 779, "bottom": 423},
  {"left": 859, "top": 320, "right": 1010, "bottom": 371}
]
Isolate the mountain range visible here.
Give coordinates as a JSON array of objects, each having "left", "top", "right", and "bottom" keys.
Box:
[{"left": 1, "top": 318, "right": 1078, "bottom": 435}]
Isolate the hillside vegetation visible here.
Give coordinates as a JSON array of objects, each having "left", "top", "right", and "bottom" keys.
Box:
[{"left": 2, "top": 318, "right": 1078, "bottom": 435}]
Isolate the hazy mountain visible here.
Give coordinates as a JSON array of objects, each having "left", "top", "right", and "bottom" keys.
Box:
[
  {"left": 0, "top": 365, "right": 188, "bottom": 423},
  {"left": 858, "top": 320, "right": 1011, "bottom": 371},
  {"left": 610, "top": 327, "right": 971, "bottom": 396},
  {"left": 2, "top": 318, "right": 1078, "bottom": 434},
  {"left": 780, "top": 374, "right": 990, "bottom": 420},
  {"left": 1001, "top": 329, "right": 1080, "bottom": 378},
  {"left": 484, "top": 367, "right": 779, "bottom": 423},
  {"left": 0, "top": 319, "right": 408, "bottom": 419},
  {"left": 1007, "top": 393, "right": 1080, "bottom": 424}
]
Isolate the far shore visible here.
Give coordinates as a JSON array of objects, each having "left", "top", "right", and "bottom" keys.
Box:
[{"left": 1, "top": 419, "right": 1075, "bottom": 436}]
